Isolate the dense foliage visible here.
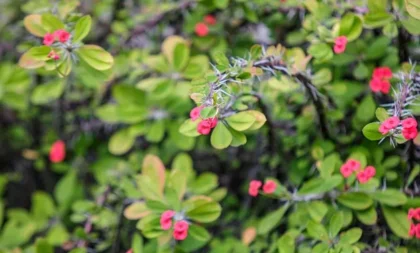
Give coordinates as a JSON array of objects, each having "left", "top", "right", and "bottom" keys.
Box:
[{"left": 1, "top": 0, "right": 420, "bottom": 252}]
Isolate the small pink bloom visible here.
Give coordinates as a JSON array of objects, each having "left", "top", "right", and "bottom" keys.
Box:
[
  {"left": 369, "top": 77, "right": 383, "bottom": 93},
  {"left": 195, "top": 23, "right": 209, "bottom": 37},
  {"left": 409, "top": 223, "right": 416, "bottom": 237},
  {"left": 49, "top": 140, "right": 66, "bottom": 163},
  {"left": 356, "top": 171, "right": 370, "bottom": 184},
  {"left": 380, "top": 80, "right": 391, "bottom": 94},
  {"left": 208, "top": 117, "right": 218, "bottom": 128},
  {"left": 54, "top": 29, "right": 70, "bottom": 43},
  {"left": 204, "top": 15, "right": 217, "bottom": 25},
  {"left": 262, "top": 180, "right": 277, "bottom": 194},
  {"left": 402, "top": 127, "right": 418, "bottom": 140},
  {"left": 197, "top": 120, "right": 212, "bottom": 135},
  {"left": 333, "top": 44, "right": 346, "bottom": 54},
  {"left": 340, "top": 164, "right": 353, "bottom": 178},
  {"left": 402, "top": 118, "right": 418, "bottom": 129},
  {"left": 364, "top": 166, "right": 376, "bottom": 178},
  {"left": 190, "top": 106, "right": 203, "bottom": 121},
  {"left": 384, "top": 116, "right": 400, "bottom": 129},
  {"left": 173, "top": 229, "right": 188, "bottom": 240},
  {"left": 373, "top": 67, "right": 393, "bottom": 79},
  {"left": 43, "top": 33, "right": 55, "bottom": 46},
  {"left": 346, "top": 159, "right": 361, "bottom": 171},
  {"left": 416, "top": 224, "right": 420, "bottom": 239},
  {"left": 379, "top": 124, "right": 389, "bottom": 135},
  {"left": 333, "top": 36, "right": 347, "bottom": 54},
  {"left": 248, "top": 180, "right": 262, "bottom": 197},
  {"left": 408, "top": 208, "right": 420, "bottom": 220},
  {"left": 160, "top": 210, "right": 175, "bottom": 230},
  {"left": 48, "top": 50, "right": 60, "bottom": 60}
]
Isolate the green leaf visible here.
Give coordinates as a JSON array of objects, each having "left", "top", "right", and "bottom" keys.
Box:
[
  {"left": 298, "top": 175, "right": 342, "bottom": 195},
  {"left": 364, "top": 12, "right": 394, "bottom": 28},
  {"left": 184, "top": 196, "right": 221, "bottom": 223},
  {"left": 183, "top": 55, "right": 209, "bottom": 79},
  {"left": 371, "top": 189, "right": 407, "bottom": 206},
  {"left": 225, "top": 111, "right": 256, "bottom": 131},
  {"left": 173, "top": 42, "right": 190, "bottom": 71},
  {"left": 355, "top": 207, "right": 377, "bottom": 225},
  {"left": 210, "top": 123, "right": 233, "bottom": 149},
  {"left": 190, "top": 172, "right": 218, "bottom": 195},
  {"left": 381, "top": 205, "right": 410, "bottom": 239},
  {"left": 18, "top": 46, "right": 51, "bottom": 69},
  {"left": 339, "top": 228, "right": 362, "bottom": 244},
  {"left": 257, "top": 204, "right": 289, "bottom": 235},
  {"left": 308, "top": 43, "right": 333, "bottom": 62},
  {"left": 73, "top": 15, "right": 92, "bottom": 42},
  {"left": 368, "top": 0, "right": 387, "bottom": 12},
  {"left": 339, "top": 13, "right": 363, "bottom": 41},
  {"left": 405, "top": 0, "right": 420, "bottom": 20},
  {"left": 132, "top": 233, "right": 144, "bottom": 253},
  {"left": 319, "top": 153, "right": 340, "bottom": 178},
  {"left": 76, "top": 45, "right": 114, "bottom": 70},
  {"left": 188, "top": 224, "right": 211, "bottom": 242},
  {"left": 362, "top": 122, "right": 383, "bottom": 141},
  {"left": 200, "top": 107, "right": 218, "bottom": 119},
  {"left": 35, "top": 238, "right": 53, "bottom": 253},
  {"left": 32, "top": 191, "right": 56, "bottom": 219},
  {"left": 229, "top": 127, "right": 247, "bottom": 147},
  {"left": 24, "top": 14, "right": 47, "bottom": 37},
  {"left": 401, "top": 16, "right": 420, "bottom": 35},
  {"left": 46, "top": 224, "right": 69, "bottom": 246},
  {"left": 41, "top": 13, "right": 65, "bottom": 32},
  {"left": 365, "top": 37, "right": 391, "bottom": 60},
  {"left": 312, "top": 68, "right": 332, "bottom": 86},
  {"left": 145, "top": 120, "right": 165, "bottom": 143},
  {"left": 312, "top": 243, "right": 329, "bottom": 253},
  {"left": 356, "top": 95, "right": 376, "bottom": 122},
  {"left": 277, "top": 233, "right": 295, "bottom": 253},
  {"left": 31, "top": 80, "right": 64, "bottom": 105},
  {"left": 383, "top": 22, "right": 398, "bottom": 38},
  {"left": 329, "top": 211, "right": 344, "bottom": 237},
  {"left": 307, "top": 201, "right": 328, "bottom": 222},
  {"left": 375, "top": 107, "right": 389, "bottom": 121},
  {"left": 306, "top": 220, "right": 328, "bottom": 241},
  {"left": 124, "top": 202, "right": 150, "bottom": 220},
  {"left": 337, "top": 192, "right": 373, "bottom": 210},
  {"left": 179, "top": 119, "right": 201, "bottom": 137},
  {"left": 108, "top": 128, "right": 135, "bottom": 155}
]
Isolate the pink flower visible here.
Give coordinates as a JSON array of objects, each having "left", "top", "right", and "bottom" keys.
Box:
[
  {"left": 262, "top": 180, "right": 277, "bottom": 194},
  {"left": 410, "top": 223, "right": 416, "bottom": 237},
  {"left": 384, "top": 116, "right": 400, "bottom": 129},
  {"left": 373, "top": 67, "right": 393, "bottom": 79},
  {"left": 173, "top": 220, "right": 189, "bottom": 241},
  {"left": 160, "top": 210, "right": 175, "bottom": 230},
  {"left": 126, "top": 249, "right": 133, "bottom": 253},
  {"left": 379, "top": 80, "right": 391, "bottom": 94},
  {"left": 197, "top": 120, "right": 212, "bottom": 135},
  {"left": 49, "top": 140, "right": 66, "bottom": 163},
  {"left": 369, "top": 77, "right": 385, "bottom": 93},
  {"left": 204, "top": 15, "right": 217, "bottom": 25},
  {"left": 43, "top": 33, "right": 55, "bottom": 46},
  {"left": 208, "top": 117, "right": 218, "bottom": 128},
  {"left": 54, "top": 29, "right": 70, "bottom": 43},
  {"left": 416, "top": 224, "right": 420, "bottom": 239},
  {"left": 190, "top": 106, "right": 203, "bottom": 121},
  {"left": 356, "top": 171, "right": 370, "bottom": 184},
  {"left": 248, "top": 180, "right": 262, "bottom": 197},
  {"left": 402, "top": 127, "right": 418, "bottom": 140},
  {"left": 346, "top": 159, "right": 361, "bottom": 171},
  {"left": 333, "top": 36, "right": 347, "bottom": 54},
  {"left": 48, "top": 50, "right": 60, "bottom": 60},
  {"left": 340, "top": 164, "right": 353, "bottom": 178},
  {"left": 364, "top": 166, "right": 376, "bottom": 178},
  {"left": 408, "top": 208, "right": 420, "bottom": 220},
  {"left": 402, "top": 118, "right": 418, "bottom": 129},
  {"left": 195, "top": 23, "right": 209, "bottom": 37},
  {"left": 379, "top": 124, "right": 389, "bottom": 135}
]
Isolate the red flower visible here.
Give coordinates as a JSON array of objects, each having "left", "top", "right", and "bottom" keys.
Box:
[
  {"left": 262, "top": 180, "right": 277, "bottom": 194},
  {"left": 160, "top": 210, "right": 175, "bottom": 230},
  {"left": 126, "top": 249, "right": 133, "bottom": 253},
  {"left": 333, "top": 36, "right": 347, "bottom": 54},
  {"left": 409, "top": 223, "right": 416, "bottom": 237},
  {"left": 346, "top": 159, "right": 361, "bottom": 171},
  {"left": 173, "top": 220, "right": 189, "bottom": 241},
  {"left": 416, "top": 224, "right": 420, "bottom": 239},
  {"left": 384, "top": 116, "right": 400, "bottom": 129},
  {"left": 356, "top": 171, "right": 370, "bottom": 184},
  {"left": 190, "top": 106, "right": 203, "bottom": 121},
  {"left": 248, "top": 180, "right": 262, "bottom": 197},
  {"left": 402, "top": 118, "right": 418, "bottom": 129},
  {"left": 49, "top": 140, "right": 66, "bottom": 163},
  {"left": 364, "top": 166, "right": 376, "bottom": 178},
  {"left": 379, "top": 124, "right": 389, "bottom": 135},
  {"left": 43, "top": 33, "right": 55, "bottom": 46},
  {"left": 195, "top": 23, "right": 209, "bottom": 37},
  {"left": 340, "top": 164, "right": 353, "bottom": 178},
  {"left": 408, "top": 208, "right": 420, "bottom": 220},
  {"left": 204, "top": 15, "right": 217, "bottom": 25},
  {"left": 402, "top": 127, "right": 418, "bottom": 140},
  {"left": 197, "top": 120, "right": 212, "bottom": 135},
  {"left": 54, "top": 29, "right": 70, "bottom": 43},
  {"left": 208, "top": 117, "right": 218, "bottom": 128},
  {"left": 370, "top": 67, "right": 393, "bottom": 94}
]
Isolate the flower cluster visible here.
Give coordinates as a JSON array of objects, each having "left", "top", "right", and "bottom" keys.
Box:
[
  {"left": 369, "top": 67, "right": 393, "bottom": 94},
  {"left": 160, "top": 210, "right": 189, "bottom": 241},
  {"left": 47, "top": 50, "right": 60, "bottom": 60},
  {"left": 333, "top": 36, "right": 347, "bottom": 54},
  {"left": 43, "top": 29, "right": 70, "bottom": 46},
  {"left": 340, "top": 159, "right": 376, "bottom": 184},
  {"left": 248, "top": 179, "right": 277, "bottom": 197},
  {"left": 379, "top": 116, "right": 418, "bottom": 140},
  {"left": 195, "top": 14, "right": 217, "bottom": 37},
  {"left": 49, "top": 140, "right": 66, "bottom": 163},
  {"left": 408, "top": 208, "right": 420, "bottom": 239},
  {"left": 190, "top": 106, "right": 218, "bottom": 135}
]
